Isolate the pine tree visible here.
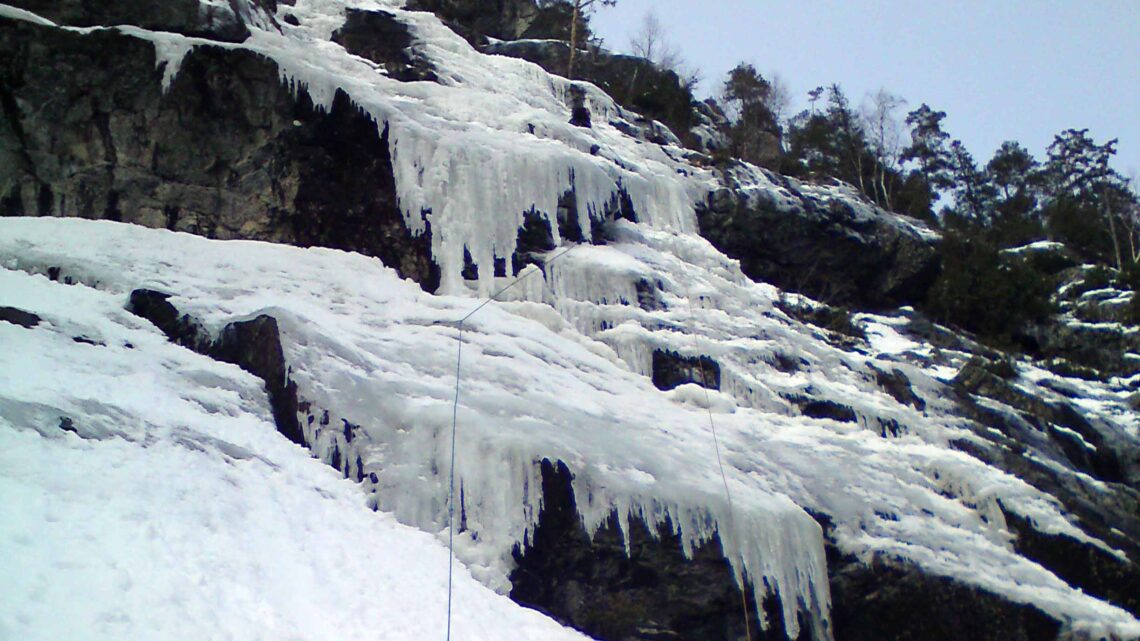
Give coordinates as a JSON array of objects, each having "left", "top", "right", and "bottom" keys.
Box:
[
  {"left": 985, "top": 141, "right": 1044, "bottom": 246},
  {"left": 901, "top": 104, "right": 954, "bottom": 198},
  {"left": 1042, "top": 129, "right": 1133, "bottom": 268},
  {"left": 720, "top": 63, "right": 782, "bottom": 168}
]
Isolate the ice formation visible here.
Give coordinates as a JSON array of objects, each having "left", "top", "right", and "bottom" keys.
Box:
[{"left": 2, "top": 1, "right": 1140, "bottom": 639}]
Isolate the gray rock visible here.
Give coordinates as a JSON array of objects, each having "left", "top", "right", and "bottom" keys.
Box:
[
  {"left": 651, "top": 349, "right": 720, "bottom": 391},
  {"left": 696, "top": 166, "right": 942, "bottom": 310},
  {"left": 4, "top": 0, "right": 260, "bottom": 42},
  {"left": 0, "top": 18, "right": 439, "bottom": 290},
  {"left": 0, "top": 306, "right": 41, "bottom": 328},
  {"left": 332, "top": 9, "right": 437, "bottom": 82}
]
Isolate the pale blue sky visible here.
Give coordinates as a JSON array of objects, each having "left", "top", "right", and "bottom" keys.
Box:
[{"left": 592, "top": 1, "right": 1139, "bottom": 179}]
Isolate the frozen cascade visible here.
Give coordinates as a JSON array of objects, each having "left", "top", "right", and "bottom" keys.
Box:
[
  {"left": 253, "top": 2, "right": 702, "bottom": 295},
  {"left": 5, "top": 1, "right": 1140, "bottom": 638}
]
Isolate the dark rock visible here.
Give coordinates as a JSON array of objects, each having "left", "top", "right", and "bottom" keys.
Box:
[
  {"left": 953, "top": 358, "right": 1126, "bottom": 485},
  {"left": 949, "top": 386, "right": 1140, "bottom": 568},
  {"left": 568, "top": 86, "right": 591, "bottom": 128},
  {"left": 213, "top": 315, "right": 304, "bottom": 447},
  {"left": 126, "top": 289, "right": 210, "bottom": 352},
  {"left": 58, "top": 416, "right": 77, "bottom": 433},
  {"left": 0, "top": 19, "right": 439, "bottom": 291},
  {"left": 697, "top": 168, "right": 942, "bottom": 310},
  {"left": 512, "top": 209, "right": 556, "bottom": 274},
  {"left": 774, "top": 298, "right": 866, "bottom": 342},
  {"left": 556, "top": 190, "right": 585, "bottom": 244},
  {"left": 332, "top": 9, "right": 437, "bottom": 82},
  {"left": 1004, "top": 510, "right": 1140, "bottom": 617},
  {"left": 634, "top": 279, "right": 663, "bottom": 312},
  {"left": 1021, "top": 319, "right": 1140, "bottom": 377},
  {"left": 651, "top": 349, "right": 720, "bottom": 391},
  {"left": 790, "top": 398, "right": 857, "bottom": 424},
  {"left": 484, "top": 39, "right": 695, "bottom": 149},
  {"left": 869, "top": 364, "right": 925, "bottom": 411},
  {"left": 5, "top": 0, "right": 256, "bottom": 42},
  {"left": 827, "top": 550, "right": 1060, "bottom": 641},
  {"left": 511, "top": 459, "right": 799, "bottom": 641},
  {"left": 405, "top": 0, "right": 556, "bottom": 45},
  {"left": 768, "top": 351, "right": 804, "bottom": 374},
  {"left": 0, "top": 305, "right": 41, "bottom": 328},
  {"left": 808, "top": 512, "right": 1064, "bottom": 641}
]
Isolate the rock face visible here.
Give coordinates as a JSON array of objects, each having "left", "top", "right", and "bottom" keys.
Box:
[
  {"left": 1022, "top": 319, "right": 1140, "bottom": 377},
  {"left": 405, "top": 0, "right": 561, "bottom": 45},
  {"left": 651, "top": 349, "right": 720, "bottom": 391},
  {"left": 331, "top": 9, "right": 438, "bottom": 82},
  {"left": 511, "top": 460, "right": 1075, "bottom": 641},
  {"left": 697, "top": 166, "right": 942, "bottom": 310},
  {"left": 484, "top": 39, "right": 695, "bottom": 149},
  {"left": 7, "top": 3, "right": 1140, "bottom": 640},
  {"left": 511, "top": 460, "right": 791, "bottom": 641},
  {"left": 3, "top": 0, "right": 262, "bottom": 42},
  {"left": 0, "top": 15, "right": 439, "bottom": 290},
  {"left": 826, "top": 551, "right": 1060, "bottom": 641}
]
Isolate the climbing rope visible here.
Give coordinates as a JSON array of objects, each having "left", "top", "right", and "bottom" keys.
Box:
[
  {"left": 445, "top": 244, "right": 578, "bottom": 641},
  {"left": 686, "top": 288, "right": 754, "bottom": 641},
  {"left": 445, "top": 245, "right": 751, "bottom": 641}
]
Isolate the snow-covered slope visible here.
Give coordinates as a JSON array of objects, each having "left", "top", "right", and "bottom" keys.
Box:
[
  {"left": 1, "top": 1, "right": 1139, "bottom": 640},
  {"left": 0, "top": 250, "right": 594, "bottom": 641},
  {"left": 3, "top": 218, "right": 1138, "bottom": 640}
]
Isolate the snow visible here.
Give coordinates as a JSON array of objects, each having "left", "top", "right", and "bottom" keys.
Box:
[
  {"left": 3, "top": 218, "right": 1139, "bottom": 640},
  {"left": 1003, "top": 240, "right": 1069, "bottom": 254},
  {"left": 0, "top": 264, "right": 594, "bottom": 641},
  {"left": 2, "top": 1, "right": 1139, "bottom": 638}
]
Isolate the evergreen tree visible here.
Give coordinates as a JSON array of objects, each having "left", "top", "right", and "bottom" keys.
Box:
[
  {"left": 1042, "top": 129, "right": 1133, "bottom": 267},
  {"left": 945, "top": 140, "right": 995, "bottom": 225},
  {"left": 900, "top": 104, "right": 954, "bottom": 202},
  {"left": 985, "top": 141, "right": 1044, "bottom": 246},
  {"left": 720, "top": 63, "right": 781, "bottom": 169}
]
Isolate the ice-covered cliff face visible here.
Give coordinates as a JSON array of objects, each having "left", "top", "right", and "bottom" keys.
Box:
[{"left": 1, "top": 2, "right": 1139, "bottom": 641}]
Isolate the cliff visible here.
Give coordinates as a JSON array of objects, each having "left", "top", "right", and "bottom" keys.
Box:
[{"left": 0, "top": 2, "right": 1138, "bottom": 640}]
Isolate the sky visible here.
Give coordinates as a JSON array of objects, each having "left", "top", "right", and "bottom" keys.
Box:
[{"left": 591, "top": 1, "right": 1140, "bottom": 180}]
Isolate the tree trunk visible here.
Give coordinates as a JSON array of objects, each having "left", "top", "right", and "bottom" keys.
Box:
[{"left": 567, "top": 1, "right": 580, "bottom": 79}]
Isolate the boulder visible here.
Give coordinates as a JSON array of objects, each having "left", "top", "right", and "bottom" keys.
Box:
[
  {"left": 126, "top": 289, "right": 211, "bottom": 352},
  {"left": 125, "top": 289, "right": 304, "bottom": 447},
  {"left": 213, "top": 315, "right": 304, "bottom": 447},
  {"left": 0, "top": 306, "right": 41, "bottom": 328}
]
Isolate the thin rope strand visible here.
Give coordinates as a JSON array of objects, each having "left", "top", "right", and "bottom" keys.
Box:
[
  {"left": 445, "top": 242, "right": 580, "bottom": 641},
  {"left": 688, "top": 289, "right": 753, "bottom": 641},
  {"left": 446, "top": 322, "right": 463, "bottom": 641}
]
